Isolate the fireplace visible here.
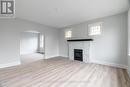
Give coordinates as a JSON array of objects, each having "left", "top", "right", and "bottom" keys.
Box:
[
  {"left": 68, "top": 39, "right": 93, "bottom": 63},
  {"left": 74, "top": 49, "right": 83, "bottom": 61}
]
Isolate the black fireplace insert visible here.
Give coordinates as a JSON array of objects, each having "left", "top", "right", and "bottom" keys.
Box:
[{"left": 74, "top": 49, "right": 83, "bottom": 61}]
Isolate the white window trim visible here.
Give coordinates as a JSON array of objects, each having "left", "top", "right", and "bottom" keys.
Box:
[
  {"left": 88, "top": 22, "right": 103, "bottom": 36},
  {"left": 65, "top": 29, "right": 72, "bottom": 38},
  {"left": 40, "top": 34, "right": 44, "bottom": 48}
]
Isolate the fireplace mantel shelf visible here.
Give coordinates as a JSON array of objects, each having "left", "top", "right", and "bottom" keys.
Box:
[{"left": 67, "top": 39, "right": 93, "bottom": 42}]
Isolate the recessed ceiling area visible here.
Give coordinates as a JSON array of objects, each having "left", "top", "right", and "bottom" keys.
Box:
[{"left": 16, "top": 0, "right": 129, "bottom": 28}]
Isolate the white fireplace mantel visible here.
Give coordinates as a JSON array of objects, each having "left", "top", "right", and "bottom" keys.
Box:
[{"left": 68, "top": 39, "right": 92, "bottom": 63}]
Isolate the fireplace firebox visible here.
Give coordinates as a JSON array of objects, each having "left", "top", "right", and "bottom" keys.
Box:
[{"left": 74, "top": 49, "right": 83, "bottom": 61}]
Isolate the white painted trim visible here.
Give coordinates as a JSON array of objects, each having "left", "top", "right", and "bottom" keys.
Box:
[
  {"left": 127, "top": 69, "right": 130, "bottom": 78},
  {"left": 90, "top": 60, "right": 128, "bottom": 69},
  {"left": 127, "top": 70, "right": 130, "bottom": 78},
  {"left": 59, "top": 55, "right": 69, "bottom": 58},
  {"left": 45, "top": 55, "right": 59, "bottom": 59},
  {"left": 0, "top": 61, "right": 21, "bottom": 68},
  {"left": 58, "top": 56, "right": 69, "bottom": 58}
]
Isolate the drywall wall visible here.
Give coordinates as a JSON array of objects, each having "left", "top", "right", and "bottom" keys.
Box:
[
  {"left": 20, "top": 32, "right": 39, "bottom": 55},
  {"left": 59, "top": 12, "right": 128, "bottom": 67},
  {"left": 128, "top": 9, "right": 130, "bottom": 74},
  {"left": 0, "top": 30, "right": 20, "bottom": 68},
  {"left": 0, "top": 18, "right": 59, "bottom": 68}
]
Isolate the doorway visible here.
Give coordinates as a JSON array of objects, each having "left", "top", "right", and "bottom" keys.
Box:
[{"left": 20, "top": 31, "right": 45, "bottom": 64}]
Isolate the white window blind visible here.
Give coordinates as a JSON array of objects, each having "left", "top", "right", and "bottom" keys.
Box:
[
  {"left": 65, "top": 30, "right": 72, "bottom": 38},
  {"left": 88, "top": 22, "right": 102, "bottom": 36},
  {"left": 40, "top": 35, "right": 44, "bottom": 48}
]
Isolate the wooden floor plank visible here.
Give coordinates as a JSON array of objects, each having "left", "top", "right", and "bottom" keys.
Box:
[{"left": 0, "top": 57, "right": 130, "bottom": 87}]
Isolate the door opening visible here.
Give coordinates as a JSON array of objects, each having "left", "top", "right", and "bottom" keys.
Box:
[{"left": 20, "top": 31, "right": 45, "bottom": 64}]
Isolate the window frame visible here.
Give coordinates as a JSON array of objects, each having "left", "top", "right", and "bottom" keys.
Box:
[
  {"left": 65, "top": 29, "right": 72, "bottom": 38},
  {"left": 88, "top": 22, "right": 103, "bottom": 36},
  {"left": 39, "top": 34, "right": 44, "bottom": 48}
]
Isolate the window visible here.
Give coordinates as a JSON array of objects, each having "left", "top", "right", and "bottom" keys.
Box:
[
  {"left": 65, "top": 30, "right": 72, "bottom": 38},
  {"left": 40, "top": 35, "right": 44, "bottom": 48},
  {"left": 88, "top": 22, "right": 102, "bottom": 36}
]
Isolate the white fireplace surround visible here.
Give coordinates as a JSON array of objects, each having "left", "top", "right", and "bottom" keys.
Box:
[{"left": 68, "top": 41, "right": 91, "bottom": 63}]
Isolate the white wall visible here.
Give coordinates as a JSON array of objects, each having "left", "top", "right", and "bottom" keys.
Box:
[
  {"left": 59, "top": 12, "right": 128, "bottom": 67},
  {"left": 0, "top": 30, "right": 20, "bottom": 68},
  {"left": 128, "top": 9, "right": 130, "bottom": 74},
  {"left": 20, "top": 32, "right": 39, "bottom": 55},
  {"left": 0, "top": 18, "right": 59, "bottom": 68}
]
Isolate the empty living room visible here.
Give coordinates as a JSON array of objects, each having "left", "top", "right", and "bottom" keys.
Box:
[{"left": 0, "top": 0, "right": 130, "bottom": 87}]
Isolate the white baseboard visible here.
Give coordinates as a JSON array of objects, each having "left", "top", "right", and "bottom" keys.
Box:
[
  {"left": 0, "top": 61, "right": 21, "bottom": 68},
  {"left": 127, "top": 70, "right": 130, "bottom": 78},
  {"left": 90, "top": 60, "right": 128, "bottom": 69},
  {"left": 59, "top": 55, "right": 69, "bottom": 58},
  {"left": 45, "top": 55, "right": 60, "bottom": 59}
]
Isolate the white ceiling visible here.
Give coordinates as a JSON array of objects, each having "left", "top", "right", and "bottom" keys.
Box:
[{"left": 16, "top": 0, "right": 129, "bottom": 28}]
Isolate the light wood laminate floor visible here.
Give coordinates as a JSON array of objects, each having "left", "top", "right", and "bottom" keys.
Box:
[
  {"left": 20, "top": 53, "right": 44, "bottom": 64},
  {"left": 0, "top": 57, "right": 130, "bottom": 87}
]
